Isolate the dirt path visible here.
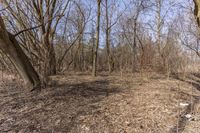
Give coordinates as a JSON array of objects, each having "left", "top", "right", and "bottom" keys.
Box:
[{"left": 1, "top": 73, "right": 200, "bottom": 133}]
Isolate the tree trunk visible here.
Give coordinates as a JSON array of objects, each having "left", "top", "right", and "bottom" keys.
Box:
[
  {"left": 42, "top": 34, "right": 56, "bottom": 78},
  {"left": 0, "top": 17, "right": 41, "bottom": 90},
  {"left": 92, "top": 0, "right": 101, "bottom": 76},
  {"left": 105, "top": 0, "right": 112, "bottom": 74},
  {"left": 132, "top": 19, "right": 137, "bottom": 72},
  {"left": 48, "top": 46, "right": 56, "bottom": 75},
  {"left": 194, "top": 0, "right": 200, "bottom": 27},
  {"left": 156, "top": 0, "right": 162, "bottom": 56},
  {"left": 156, "top": 0, "right": 164, "bottom": 70}
]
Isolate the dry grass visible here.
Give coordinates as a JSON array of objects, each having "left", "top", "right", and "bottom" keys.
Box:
[{"left": 0, "top": 72, "right": 200, "bottom": 133}]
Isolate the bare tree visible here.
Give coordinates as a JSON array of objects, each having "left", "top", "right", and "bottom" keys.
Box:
[
  {"left": 0, "top": 0, "right": 194, "bottom": 84},
  {"left": 0, "top": 16, "right": 40, "bottom": 90},
  {"left": 120, "top": 0, "right": 150, "bottom": 72},
  {"left": 1, "top": 0, "right": 71, "bottom": 79},
  {"left": 92, "top": 0, "right": 101, "bottom": 76},
  {"left": 105, "top": 0, "right": 112, "bottom": 73},
  {"left": 180, "top": 0, "right": 200, "bottom": 58}
]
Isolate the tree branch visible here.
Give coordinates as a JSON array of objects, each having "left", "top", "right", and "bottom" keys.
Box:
[{"left": 14, "top": 15, "right": 62, "bottom": 37}]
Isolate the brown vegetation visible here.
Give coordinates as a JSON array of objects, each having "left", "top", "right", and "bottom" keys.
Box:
[
  {"left": 1, "top": 0, "right": 200, "bottom": 132},
  {"left": 0, "top": 72, "right": 200, "bottom": 132}
]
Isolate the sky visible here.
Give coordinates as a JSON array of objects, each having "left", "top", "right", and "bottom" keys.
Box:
[
  {"left": 0, "top": 0, "right": 196, "bottom": 49},
  {"left": 80, "top": 0, "right": 194, "bottom": 47}
]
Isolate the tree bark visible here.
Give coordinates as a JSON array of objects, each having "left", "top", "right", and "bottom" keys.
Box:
[
  {"left": 132, "top": 18, "right": 138, "bottom": 72},
  {"left": 42, "top": 33, "right": 56, "bottom": 78},
  {"left": 105, "top": 0, "right": 113, "bottom": 74},
  {"left": 0, "top": 16, "right": 41, "bottom": 90},
  {"left": 194, "top": 0, "right": 200, "bottom": 27},
  {"left": 156, "top": 0, "right": 162, "bottom": 57},
  {"left": 92, "top": 0, "right": 101, "bottom": 76}
]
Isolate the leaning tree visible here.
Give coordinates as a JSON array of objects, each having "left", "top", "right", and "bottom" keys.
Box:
[{"left": 0, "top": 16, "right": 41, "bottom": 90}]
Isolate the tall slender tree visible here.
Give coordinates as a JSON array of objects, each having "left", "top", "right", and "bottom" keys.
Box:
[
  {"left": 92, "top": 0, "right": 101, "bottom": 76},
  {"left": 105, "top": 0, "right": 112, "bottom": 73}
]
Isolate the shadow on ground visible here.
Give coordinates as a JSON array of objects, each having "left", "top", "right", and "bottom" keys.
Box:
[
  {"left": 0, "top": 77, "right": 123, "bottom": 132},
  {"left": 170, "top": 73, "right": 200, "bottom": 133},
  {"left": 50, "top": 79, "right": 120, "bottom": 98}
]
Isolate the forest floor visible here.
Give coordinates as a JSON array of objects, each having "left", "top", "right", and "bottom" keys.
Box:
[{"left": 1, "top": 72, "right": 200, "bottom": 133}]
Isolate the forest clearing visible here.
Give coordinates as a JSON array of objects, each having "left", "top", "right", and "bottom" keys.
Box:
[
  {"left": 1, "top": 0, "right": 200, "bottom": 132},
  {"left": 1, "top": 72, "right": 200, "bottom": 132}
]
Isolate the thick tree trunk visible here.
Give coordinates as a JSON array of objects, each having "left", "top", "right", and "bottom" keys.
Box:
[
  {"left": 0, "top": 17, "right": 41, "bottom": 90},
  {"left": 194, "top": 0, "right": 200, "bottom": 27}
]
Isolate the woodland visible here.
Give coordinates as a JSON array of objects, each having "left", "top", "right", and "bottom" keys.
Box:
[{"left": 1, "top": 0, "right": 200, "bottom": 132}]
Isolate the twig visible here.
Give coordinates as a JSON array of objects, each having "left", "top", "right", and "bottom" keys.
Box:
[{"left": 14, "top": 15, "right": 63, "bottom": 37}]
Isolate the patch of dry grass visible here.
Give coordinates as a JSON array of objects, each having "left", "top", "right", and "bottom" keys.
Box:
[{"left": 0, "top": 72, "right": 200, "bottom": 132}]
